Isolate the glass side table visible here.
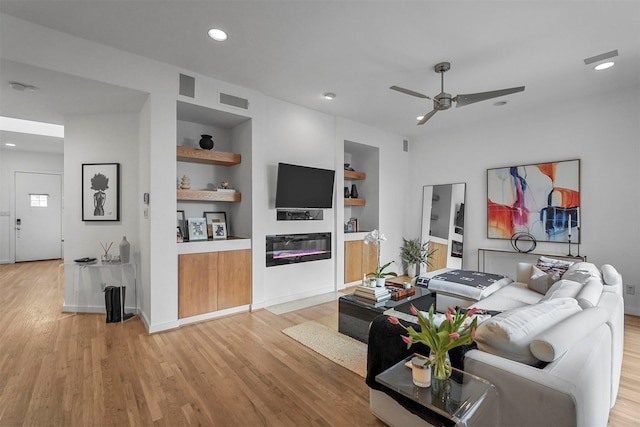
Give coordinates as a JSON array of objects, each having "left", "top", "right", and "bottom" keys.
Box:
[
  {"left": 65, "top": 261, "right": 137, "bottom": 322},
  {"left": 375, "top": 354, "right": 497, "bottom": 427}
]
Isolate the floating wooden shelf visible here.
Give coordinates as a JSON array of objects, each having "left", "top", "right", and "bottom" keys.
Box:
[
  {"left": 344, "top": 170, "right": 366, "bottom": 180},
  {"left": 177, "top": 146, "right": 241, "bottom": 166},
  {"left": 177, "top": 189, "right": 241, "bottom": 202},
  {"left": 345, "top": 198, "right": 365, "bottom": 206}
]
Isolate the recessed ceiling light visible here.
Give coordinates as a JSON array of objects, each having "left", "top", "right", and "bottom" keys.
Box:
[
  {"left": 207, "top": 28, "right": 228, "bottom": 42},
  {"left": 323, "top": 92, "right": 336, "bottom": 100},
  {"left": 594, "top": 61, "right": 615, "bottom": 71},
  {"left": 5, "top": 143, "right": 16, "bottom": 147}
]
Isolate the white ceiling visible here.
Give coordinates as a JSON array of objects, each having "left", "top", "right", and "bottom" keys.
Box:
[{"left": 1, "top": 1, "right": 639, "bottom": 153}]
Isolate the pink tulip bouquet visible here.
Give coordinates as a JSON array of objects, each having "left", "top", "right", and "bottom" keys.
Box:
[{"left": 388, "top": 305, "right": 479, "bottom": 380}]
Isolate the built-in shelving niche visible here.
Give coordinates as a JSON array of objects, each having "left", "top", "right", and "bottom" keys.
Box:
[
  {"left": 176, "top": 100, "right": 252, "bottom": 241},
  {"left": 343, "top": 140, "right": 379, "bottom": 233}
]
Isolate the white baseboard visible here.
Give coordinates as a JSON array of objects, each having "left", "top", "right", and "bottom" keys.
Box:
[{"left": 178, "top": 304, "right": 250, "bottom": 327}]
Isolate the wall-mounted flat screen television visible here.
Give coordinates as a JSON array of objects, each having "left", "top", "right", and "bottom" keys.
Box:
[{"left": 275, "top": 162, "right": 335, "bottom": 209}]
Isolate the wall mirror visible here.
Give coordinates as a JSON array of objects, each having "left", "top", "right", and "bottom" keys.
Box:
[{"left": 421, "top": 183, "right": 466, "bottom": 273}]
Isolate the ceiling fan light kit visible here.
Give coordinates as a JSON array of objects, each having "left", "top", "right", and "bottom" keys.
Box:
[{"left": 391, "top": 61, "right": 525, "bottom": 125}]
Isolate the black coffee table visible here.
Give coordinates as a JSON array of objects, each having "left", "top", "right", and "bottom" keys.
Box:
[{"left": 338, "top": 287, "right": 435, "bottom": 343}]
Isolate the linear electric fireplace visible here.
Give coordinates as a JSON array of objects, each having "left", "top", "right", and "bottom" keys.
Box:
[{"left": 266, "top": 232, "right": 331, "bottom": 267}]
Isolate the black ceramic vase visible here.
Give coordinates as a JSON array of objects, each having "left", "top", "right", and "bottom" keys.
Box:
[
  {"left": 344, "top": 187, "right": 350, "bottom": 198},
  {"left": 350, "top": 184, "right": 358, "bottom": 198},
  {"left": 199, "top": 134, "right": 214, "bottom": 150}
]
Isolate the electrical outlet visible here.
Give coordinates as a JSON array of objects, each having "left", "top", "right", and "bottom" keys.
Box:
[{"left": 626, "top": 285, "right": 636, "bottom": 295}]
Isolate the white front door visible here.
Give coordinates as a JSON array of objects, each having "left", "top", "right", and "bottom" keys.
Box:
[{"left": 15, "top": 172, "right": 63, "bottom": 262}]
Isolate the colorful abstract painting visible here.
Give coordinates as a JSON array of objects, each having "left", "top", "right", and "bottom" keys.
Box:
[{"left": 487, "top": 159, "right": 580, "bottom": 242}]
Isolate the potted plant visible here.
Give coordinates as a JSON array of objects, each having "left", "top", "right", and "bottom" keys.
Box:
[
  {"left": 364, "top": 229, "right": 397, "bottom": 286},
  {"left": 367, "top": 261, "right": 398, "bottom": 287},
  {"left": 400, "top": 238, "right": 437, "bottom": 277}
]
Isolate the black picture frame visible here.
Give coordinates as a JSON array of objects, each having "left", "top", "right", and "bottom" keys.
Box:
[
  {"left": 204, "top": 211, "right": 227, "bottom": 239},
  {"left": 82, "top": 163, "right": 120, "bottom": 221},
  {"left": 177, "top": 210, "right": 186, "bottom": 241}
]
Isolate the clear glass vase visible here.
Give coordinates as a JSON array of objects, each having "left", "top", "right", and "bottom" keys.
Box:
[{"left": 430, "top": 349, "right": 452, "bottom": 380}]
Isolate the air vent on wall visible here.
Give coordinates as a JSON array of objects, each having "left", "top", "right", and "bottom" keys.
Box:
[
  {"left": 219, "top": 92, "right": 249, "bottom": 110},
  {"left": 179, "top": 74, "right": 195, "bottom": 98}
]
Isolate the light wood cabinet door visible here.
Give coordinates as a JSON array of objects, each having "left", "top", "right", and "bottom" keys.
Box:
[
  {"left": 345, "top": 240, "right": 364, "bottom": 283},
  {"left": 427, "top": 241, "right": 448, "bottom": 272},
  {"left": 178, "top": 252, "right": 219, "bottom": 318},
  {"left": 362, "top": 241, "right": 378, "bottom": 276},
  {"left": 345, "top": 240, "right": 378, "bottom": 283},
  {"left": 217, "top": 249, "right": 251, "bottom": 310}
]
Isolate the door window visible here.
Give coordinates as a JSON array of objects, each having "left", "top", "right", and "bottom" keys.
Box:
[{"left": 30, "top": 194, "right": 49, "bottom": 207}]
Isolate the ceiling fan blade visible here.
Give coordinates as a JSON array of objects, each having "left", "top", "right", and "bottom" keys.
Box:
[
  {"left": 417, "top": 109, "right": 438, "bottom": 125},
  {"left": 390, "top": 85, "right": 432, "bottom": 100},
  {"left": 454, "top": 86, "right": 525, "bottom": 107}
]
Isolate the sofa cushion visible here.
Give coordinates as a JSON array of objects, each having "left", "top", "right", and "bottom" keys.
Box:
[
  {"left": 564, "top": 261, "right": 602, "bottom": 279},
  {"left": 474, "top": 298, "right": 582, "bottom": 365},
  {"left": 601, "top": 264, "right": 622, "bottom": 286},
  {"left": 562, "top": 269, "right": 593, "bottom": 285},
  {"left": 536, "top": 256, "right": 574, "bottom": 276},
  {"left": 472, "top": 282, "right": 543, "bottom": 312},
  {"left": 528, "top": 265, "right": 559, "bottom": 294},
  {"left": 530, "top": 306, "right": 609, "bottom": 362},
  {"left": 575, "top": 277, "right": 604, "bottom": 308},
  {"left": 540, "top": 279, "right": 583, "bottom": 301}
]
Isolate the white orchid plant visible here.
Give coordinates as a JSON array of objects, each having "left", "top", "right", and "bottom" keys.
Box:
[{"left": 364, "top": 229, "right": 397, "bottom": 279}]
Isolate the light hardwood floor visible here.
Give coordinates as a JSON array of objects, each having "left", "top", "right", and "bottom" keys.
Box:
[{"left": 0, "top": 260, "right": 638, "bottom": 426}]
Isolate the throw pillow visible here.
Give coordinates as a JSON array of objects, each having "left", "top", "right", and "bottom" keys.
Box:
[
  {"left": 530, "top": 306, "right": 608, "bottom": 362},
  {"left": 575, "top": 277, "right": 603, "bottom": 308},
  {"left": 601, "top": 264, "right": 623, "bottom": 286},
  {"left": 474, "top": 298, "right": 582, "bottom": 365},
  {"left": 540, "top": 279, "right": 583, "bottom": 301},
  {"left": 536, "top": 256, "right": 574, "bottom": 276},
  {"left": 527, "top": 265, "right": 558, "bottom": 294}
]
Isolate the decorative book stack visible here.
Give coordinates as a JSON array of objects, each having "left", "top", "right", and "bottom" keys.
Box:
[{"left": 354, "top": 285, "right": 391, "bottom": 302}]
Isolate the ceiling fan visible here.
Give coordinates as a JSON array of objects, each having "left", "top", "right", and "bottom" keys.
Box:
[{"left": 390, "top": 62, "right": 525, "bottom": 125}]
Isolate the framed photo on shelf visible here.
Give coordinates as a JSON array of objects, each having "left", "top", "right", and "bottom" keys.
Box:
[
  {"left": 204, "top": 211, "right": 227, "bottom": 239},
  {"left": 177, "top": 210, "right": 186, "bottom": 241},
  {"left": 212, "top": 222, "right": 227, "bottom": 240},
  {"left": 187, "top": 217, "right": 208, "bottom": 241},
  {"left": 82, "top": 163, "right": 120, "bottom": 221}
]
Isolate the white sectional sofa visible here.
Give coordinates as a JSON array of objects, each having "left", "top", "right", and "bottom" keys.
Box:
[{"left": 367, "top": 260, "right": 625, "bottom": 427}]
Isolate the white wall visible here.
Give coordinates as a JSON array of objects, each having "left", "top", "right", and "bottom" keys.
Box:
[
  {"left": 0, "top": 150, "right": 64, "bottom": 263},
  {"left": 62, "top": 113, "right": 140, "bottom": 311},
  {"left": 406, "top": 87, "right": 640, "bottom": 315},
  {"left": 259, "top": 98, "right": 337, "bottom": 306}
]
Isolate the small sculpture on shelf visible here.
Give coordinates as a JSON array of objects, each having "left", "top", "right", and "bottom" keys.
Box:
[
  {"left": 180, "top": 175, "right": 191, "bottom": 190},
  {"left": 217, "top": 180, "right": 235, "bottom": 192},
  {"left": 350, "top": 184, "right": 358, "bottom": 198},
  {"left": 199, "top": 134, "right": 214, "bottom": 150}
]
